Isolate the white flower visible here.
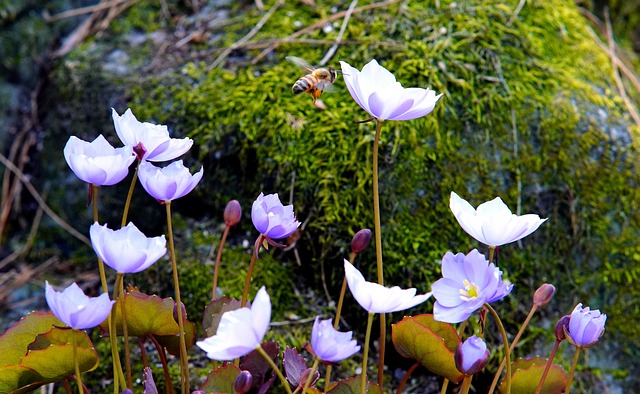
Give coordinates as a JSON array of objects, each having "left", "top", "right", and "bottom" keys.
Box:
[
  {"left": 112, "top": 108, "right": 193, "bottom": 162},
  {"left": 196, "top": 287, "right": 271, "bottom": 360},
  {"left": 449, "top": 192, "right": 547, "bottom": 247},
  {"left": 311, "top": 317, "right": 360, "bottom": 362},
  {"left": 339, "top": 60, "right": 442, "bottom": 121},
  {"left": 344, "top": 260, "right": 431, "bottom": 314},
  {"left": 63, "top": 135, "right": 135, "bottom": 186},
  {"left": 90, "top": 222, "right": 166, "bottom": 274},
  {"left": 137, "top": 160, "right": 203, "bottom": 201},
  {"left": 45, "top": 281, "right": 114, "bottom": 330}
]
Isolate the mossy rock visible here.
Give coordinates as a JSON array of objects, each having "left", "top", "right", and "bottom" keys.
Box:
[{"left": 34, "top": 0, "right": 639, "bottom": 390}]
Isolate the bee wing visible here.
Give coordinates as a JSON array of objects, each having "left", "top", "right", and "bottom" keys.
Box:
[
  {"left": 316, "top": 80, "right": 335, "bottom": 93},
  {"left": 286, "top": 56, "right": 316, "bottom": 73}
]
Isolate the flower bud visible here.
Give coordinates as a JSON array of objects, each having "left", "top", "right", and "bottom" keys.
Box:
[
  {"left": 173, "top": 301, "right": 187, "bottom": 324},
  {"left": 454, "top": 336, "right": 489, "bottom": 375},
  {"left": 533, "top": 283, "right": 555, "bottom": 307},
  {"left": 191, "top": 391, "right": 206, "bottom": 394},
  {"left": 351, "top": 229, "right": 372, "bottom": 254},
  {"left": 555, "top": 315, "right": 570, "bottom": 341},
  {"left": 233, "top": 370, "right": 253, "bottom": 393},
  {"left": 224, "top": 200, "right": 242, "bottom": 227}
]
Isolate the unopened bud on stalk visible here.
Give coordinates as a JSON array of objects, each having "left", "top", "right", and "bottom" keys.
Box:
[
  {"left": 555, "top": 315, "right": 570, "bottom": 341},
  {"left": 233, "top": 370, "right": 253, "bottom": 393},
  {"left": 533, "top": 283, "right": 556, "bottom": 307},
  {"left": 351, "top": 229, "right": 372, "bottom": 254},
  {"left": 173, "top": 301, "right": 187, "bottom": 323},
  {"left": 224, "top": 200, "right": 242, "bottom": 226}
]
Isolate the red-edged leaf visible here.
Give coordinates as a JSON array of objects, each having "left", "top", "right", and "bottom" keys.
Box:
[
  {"left": 199, "top": 364, "right": 241, "bottom": 393},
  {"left": 0, "top": 312, "right": 62, "bottom": 367},
  {"left": 100, "top": 291, "right": 182, "bottom": 337},
  {"left": 391, "top": 314, "right": 463, "bottom": 383},
  {"left": 283, "top": 347, "right": 308, "bottom": 387},
  {"left": 325, "top": 376, "right": 382, "bottom": 394},
  {"left": 240, "top": 341, "right": 279, "bottom": 392},
  {"left": 501, "top": 357, "right": 568, "bottom": 394},
  {"left": 202, "top": 297, "right": 242, "bottom": 337},
  {"left": 153, "top": 320, "right": 196, "bottom": 357}
]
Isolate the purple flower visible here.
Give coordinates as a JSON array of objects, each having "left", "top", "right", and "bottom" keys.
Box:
[
  {"left": 345, "top": 260, "right": 431, "bottom": 314},
  {"left": 310, "top": 317, "right": 360, "bottom": 363},
  {"left": 63, "top": 135, "right": 135, "bottom": 186},
  {"left": 455, "top": 336, "right": 490, "bottom": 375},
  {"left": 251, "top": 193, "right": 300, "bottom": 239},
  {"left": 137, "top": 160, "right": 203, "bottom": 202},
  {"left": 196, "top": 286, "right": 271, "bottom": 360},
  {"left": 339, "top": 60, "right": 442, "bottom": 121},
  {"left": 432, "top": 249, "right": 513, "bottom": 323},
  {"left": 565, "top": 303, "right": 606, "bottom": 348},
  {"left": 45, "top": 281, "right": 115, "bottom": 330},
  {"left": 449, "top": 191, "right": 547, "bottom": 247},
  {"left": 90, "top": 222, "right": 167, "bottom": 273},
  {"left": 112, "top": 108, "right": 193, "bottom": 162}
]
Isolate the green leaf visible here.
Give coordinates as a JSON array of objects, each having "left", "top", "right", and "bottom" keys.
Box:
[
  {"left": 100, "top": 291, "right": 182, "bottom": 337},
  {"left": 199, "top": 364, "right": 240, "bottom": 393},
  {"left": 501, "top": 357, "right": 568, "bottom": 394},
  {"left": 29, "top": 326, "right": 93, "bottom": 350},
  {"left": 202, "top": 296, "right": 242, "bottom": 337},
  {"left": 20, "top": 343, "right": 99, "bottom": 379},
  {"left": 153, "top": 321, "right": 196, "bottom": 357},
  {"left": 0, "top": 312, "right": 62, "bottom": 367},
  {"left": 325, "top": 376, "right": 382, "bottom": 394},
  {"left": 391, "top": 314, "right": 463, "bottom": 383}
]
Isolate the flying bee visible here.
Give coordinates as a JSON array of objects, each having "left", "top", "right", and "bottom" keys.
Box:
[{"left": 286, "top": 56, "right": 338, "bottom": 104}]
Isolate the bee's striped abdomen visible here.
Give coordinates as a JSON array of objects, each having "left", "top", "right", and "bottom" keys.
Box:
[{"left": 292, "top": 75, "right": 318, "bottom": 95}]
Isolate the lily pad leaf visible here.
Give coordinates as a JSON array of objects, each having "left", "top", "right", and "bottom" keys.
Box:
[
  {"left": 202, "top": 297, "right": 242, "bottom": 337},
  {"left": 29, "top": 326, "right": 93, "bottom": 350},
  {"left": 501, "top": 357, "right": 568, "bottom": 394},
  {"left": 325, "top": 376, "right": 382, "bottom": 394},
  {"left": 0, "top": 312, "right": 62, "bottom": 367},
  {"left": 100, "top": 291, "right": 182, "bottom": 337},
  {"left": 199, "top": 364, "right": 241, "bottom": 393},
  {"left": 391, "top": 314, "right": 463, "bottom": 383},
  {"left": 154, "top": 320, "right": 197, "bottom": 357}
]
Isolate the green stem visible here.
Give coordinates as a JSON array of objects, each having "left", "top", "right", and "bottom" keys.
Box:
[
  {"left": 255, "top": 345, "right": 293, "bottom": 394},
  {"left": 73, "top": 329, "right": 83, "bottom": 394},
  {"left": 166, "top": 202, "right": 189, "bottom": 393},
  {"left": 118, "top": 274, "right": 132, "bottom": 388},
  {"left": 372, "top": 118, "right": 386, "bottom": 387},
  {"left": 212, "top": 225, "right": 230, "bottom": 299},
  {"left": 121, "top": 162, "right": 139, "bottom": 227},
  {"left": 460, "top": 375, "right": 472, "bottom": 394},
  {"left": 241, "top": 234, "right": 266, "bottom": 307},
  {"left": 91, "top": 185, "right": 109, "bottom": 294},
  {"left": 485, "top": 303, "right": 511, "bottom": 394},
  {"left": 302, "top": 357, "right": 320, "bottom": 394},
  {"left": 395, "top": 362, "right": 419, "bottom": 394},
  {"left": 534, "top": 339, "right": 561, "bottom": 394},
  {"left": 361, "top": 312, "right": 375, "bottom": 394},
  {"left": 488, "top": 246, "right": 495, "bottom": 264},
  {"left": 325, "top": 251, "right": 357, "bottom": 389},
  {"left": 564, "top": 347, "right": 581, "bottom": 394},
  {"left": 488, "top": 304, "right": 538, "bottom": 394},
  {"left": 109, "top": 259, "right": 126, "bottom": 392},
  {"left": 440, "top": 379, "right": 449, "bottom": 394}
]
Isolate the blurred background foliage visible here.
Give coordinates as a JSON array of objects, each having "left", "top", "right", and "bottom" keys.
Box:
[{"left": 1, "top": 0, "right": 640, "bottom": 391}]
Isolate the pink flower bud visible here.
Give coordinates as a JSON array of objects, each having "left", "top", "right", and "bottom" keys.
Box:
[
  {"left": 555, "top": 315, "right": 570, "bottom": 341},
  {"left": 233, "top": 370, "right": 253, "bottom": 393},
  {"left": 351, "top": 229, "right": 372, "bottom": 254},
  {"left": 173, "top": 301, "right": 187, "bottom": 324},
  {"left": 454, "top": 336, "right": 489, "bottom": 375},
  {"left": 533, "top": 283, "right": 555, "bottom": 307},
  {"left": 224, "top": 200, "right": 242, "bottom": 226}
]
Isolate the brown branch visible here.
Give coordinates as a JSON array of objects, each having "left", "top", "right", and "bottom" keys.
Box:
[
  {"left": 0, "top": 152, "right": 91, "bottom": 247},
  {"left": 0, "top": 193, "right": 45, "bottom": 271},
  {"left": 507, "top": 0, "right": 526, "bottom": 27},
  {"left": 251, "top": 0, "right": 403, "bottom": 64},
  {"left": 209, "top": 0, "right": 284, "bottom": 69},
  {"left": 319, "top": 0, "right": 358, "bottom": 66},
  {"left": 43, "top": 0, "right": 131, "bottom": 22}
]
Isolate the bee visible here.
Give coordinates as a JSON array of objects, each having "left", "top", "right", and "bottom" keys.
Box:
[{"left": 287, "top": 56, "right": 338, "bottom": 104}]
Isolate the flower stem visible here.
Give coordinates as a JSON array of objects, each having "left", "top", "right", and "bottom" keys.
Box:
[
  {"left": 73, "top": 329, "right": 83, "bottom": 394},
  {"left": 460, "top": 375, "right": 472, "bottom": 394},
  {"left": 488, "top": 304, "right": 538, "bottom": 394},
  {"left": 440, "top": 379, "right": 449, "bottom": 394},
  {"left": 564, "top": 347, "right": 581, "bottom": 393},
  {"left": 120, "top": 162, "right": 139, "bottom": 227},
  {"left": 149, "top": 334, "right": 175, "bottom": 394},
  {"left": 91, "top": 185, "right": 109, "bottom": 294},
  {"left": 255, "top": 345, "right": 293, "bottom": 394},
  {"left": 241, "top": 234, "right": 266, "bottom": 307},
  {"left": 485, "top": 303, "right": 511, "bottom": 394},
  {"left": 117, "top": 274, "right": 132, "bottom": 388},
  {"left": 165, "top": 201, "right": 190, "bottom": 393},
  {"left": 139, "top": 337, "right": 149, "bottom": 369},
  {"left": 212, "top": 225, "right": 230, "bottom": 299},
  {"left": 325, "top": 251, "right": 357, "bottom": 389},
  {"left": 534, "top": 339, "right": 561, "bottom": 394},
  {"left": 372, "top": 118, "right": 386, "bottom": 387},
  {"left": 488, "top": 246, "right": 496, "bottom": 264},
  {"left": 361, "top": 312, "right": 375, "bottom": 394},
  {"left": 302, "top": 357, "right": 320, "bottom": 394},
  {"left": 395, "top": 362, "right": 419, "bottom": 394}
]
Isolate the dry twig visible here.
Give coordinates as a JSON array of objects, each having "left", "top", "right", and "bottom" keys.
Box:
[
  {"left": 507, "top": 0, "right": 526, "bottom": 27},
  {"left": 319, "top": 0, "right": 358, "bottom": 66},
  {"left": 43, "top": 0, "right": 131, "bottom": 22}
]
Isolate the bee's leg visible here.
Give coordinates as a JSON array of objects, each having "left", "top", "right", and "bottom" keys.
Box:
[{"left": 311, "top": 88, "right": 323, "bottom": 103}]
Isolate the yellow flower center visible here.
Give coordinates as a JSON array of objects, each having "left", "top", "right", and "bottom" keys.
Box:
[{"left": 459, "top": 279, "right": 480, "bottom": 301}]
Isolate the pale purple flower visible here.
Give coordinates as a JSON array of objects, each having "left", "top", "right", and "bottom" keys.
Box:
[
  {"left": 251, "top": 193, "right": 300, "bottom": 239},
  {"left": 137, "top": 160, "right": 203, "bottom": 202},
  {"left": 310, "top": 317, "right": 360, "bottom": 363},
  {"left": 344, "top": 260, "right": 431, "bottom": 314},
  {"left": 455, "top": 336, "right": 489, "bottom": 375},
  {"left": 90, "top": 222, "right": 166, "bottom": 273},
  {"left": 432, "top": 249, "right": 513, "bottom": 323},
  {"left": 63, "top": 135, "right": 135, "bottom": 186},
  {"left": 45, "top": 281, "right": 114, "bottom": 330},
  {"left": 111, "top": 108, "right": 193, "bottom": 162},
  {"left": 196, "top": 286, "right": 271, "bottom": 360},
  {"left": 565, "top": 303, "right": 606, "bottom": 348},
  {"left": 449, "top": 191, "right": 547, "bottom": 247},
  {"left": 339, "top": 60, "right": 442, "bottom": 121}
]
